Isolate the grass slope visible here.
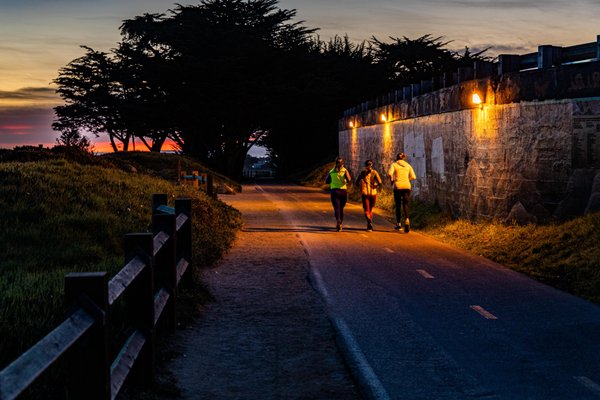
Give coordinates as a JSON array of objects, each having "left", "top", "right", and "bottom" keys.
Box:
[{"left": 0, "top": 156, "right": 242, "bottom": 379}]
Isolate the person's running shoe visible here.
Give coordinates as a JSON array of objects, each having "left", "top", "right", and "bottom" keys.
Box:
[
  {"left": 394, "top": 223, "right": 401, "bottom": 230},
  {"left": 404, "top": 218, "right": 410, "bottom": 233},
  {"left": 367, "top": 222, "right": 373, "bottom": 231},
  {"left": 336, "top": 221, "right": 342, "bottom": 231}
]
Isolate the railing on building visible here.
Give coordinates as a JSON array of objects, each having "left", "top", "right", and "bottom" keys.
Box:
[
  {"left": 342, "top": 35, "right": 600, "bottom": 119},
  {"left": 0, "top": 194, "right": 193, "bottom": 400}
]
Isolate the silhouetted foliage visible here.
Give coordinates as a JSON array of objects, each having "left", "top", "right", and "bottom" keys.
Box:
[
  {"left": 53, "top": 1, "right": 488, "bottom": 179},
  {"left": 370, "top": 34, "right": 490, "bottom": 88},
  {"left": 55, "top": 128, "right": 92, "bottom": 152}
]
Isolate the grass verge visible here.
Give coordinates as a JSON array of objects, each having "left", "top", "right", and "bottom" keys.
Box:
[{"left": 0, "top": 151, "right": 242, "bottom": 398}]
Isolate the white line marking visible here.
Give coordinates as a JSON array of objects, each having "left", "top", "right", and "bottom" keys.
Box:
[
  {"left": 333, "top": 317, "right": 392, "bottom": 400},
  {"left": 416, "top": 269, "right": 435, "bottom": 279},
  {"left": 470, "top": 305, "right": 498, "bottom": 320},
  {"left": 383, "top": 248, "right": 394, "bottom": 253},
  {"left": 574, "top": 376, "right": 600, "bottom": 396},
  {"left": 310, "top": 268, "right": 330, "bottom": 299},
  {"left": 361, "top": 234, "right": 368, "bottom": 238}
]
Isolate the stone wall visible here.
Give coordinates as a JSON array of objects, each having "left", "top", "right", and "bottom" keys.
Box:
[{"left": 339, "top": 97, "right": 600, "bottom": 222}]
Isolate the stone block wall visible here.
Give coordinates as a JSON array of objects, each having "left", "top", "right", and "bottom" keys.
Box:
[{"left": 339, "top": 97, "right": 600, "bottom": 222}]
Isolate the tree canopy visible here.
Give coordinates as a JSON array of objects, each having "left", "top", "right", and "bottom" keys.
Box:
[{"left": 53, "top": 0, "right": 488, "bottom": 178}]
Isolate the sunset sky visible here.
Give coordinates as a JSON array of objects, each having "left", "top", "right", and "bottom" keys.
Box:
[{"left": 1, "top": 0, "right": 599, "bottom": 152}]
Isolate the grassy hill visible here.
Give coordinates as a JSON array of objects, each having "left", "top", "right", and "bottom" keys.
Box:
[{"left": 0, "top": 148, "right": 242, "bottom": 397}]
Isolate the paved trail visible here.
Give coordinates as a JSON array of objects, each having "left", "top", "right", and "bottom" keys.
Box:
[
  {"left": 161, "top": 182, "right": 600, "bottom": 400},
  {"left": 160, "top": 184, "right": 361, "bottom": 399}
]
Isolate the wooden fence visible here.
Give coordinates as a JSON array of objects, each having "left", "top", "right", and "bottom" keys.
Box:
[
  {"left": 179, "top": 170, "right": 214, "bottom": 196},
  {"left": 0, "top": 194, "right": 192, "bottom": 400}
]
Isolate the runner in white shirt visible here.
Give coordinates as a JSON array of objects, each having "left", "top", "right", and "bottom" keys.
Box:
[{"left": 387, "top": 152, "right": 416, "bottom": 232}]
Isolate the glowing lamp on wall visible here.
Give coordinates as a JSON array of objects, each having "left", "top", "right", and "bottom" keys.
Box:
[
  {"left": 349, "top": 121, "right": 355, "bottom": 128},
  {"left": 380, "top": 113, "right": 387, "bottom": 122},
  {"left": 472, "top": 93, "right": 484, "bottom": 108}
]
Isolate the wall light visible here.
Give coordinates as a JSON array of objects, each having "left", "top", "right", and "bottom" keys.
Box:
[
  {"left": 472, "top": 93, "right": 483, "bottom": 108},
  {"left": 380, "top": 113, "right": 387, "bottom": 122},
  {"left": 349, "top": 120, "right": 355, "bottom": 128}
]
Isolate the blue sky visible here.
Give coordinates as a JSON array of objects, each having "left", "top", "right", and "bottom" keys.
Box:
[{"left": 1, "top": 0, "right": 599, "bottom": 149}]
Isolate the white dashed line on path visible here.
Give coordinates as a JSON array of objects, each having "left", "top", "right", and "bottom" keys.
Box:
[
  {"left": 416, "top": 269, "right": 435, "bottom": 279},
  {"left": 470, "top": 305, "right": 498, "bottom": 320},
  {"left": 383, "top": 248, "right": 394, "bottom": 253}
]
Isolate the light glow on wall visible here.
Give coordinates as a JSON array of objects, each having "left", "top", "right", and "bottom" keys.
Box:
[
  {"left": 383, "top": 121, "right": 392, "bottom": 156},
  {"left": 471, "top": 104, "right": 499, "bottom": 140}
]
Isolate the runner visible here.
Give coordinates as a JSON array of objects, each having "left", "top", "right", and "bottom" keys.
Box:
[
  {"left": 387, "top": 152, "right": 416, "bottom": 232},
  {"left": 355, "top": 160, "right": 383, "bottom": 231},
  {"left": 325, "top": 156, "right": 352, "bottom": 231}
]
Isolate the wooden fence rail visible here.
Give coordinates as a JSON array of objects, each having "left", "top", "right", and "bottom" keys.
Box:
[
  {"left": 179, "top": 170, "right": 214, "bottom": 198},
  {"left": 0, "top": 194, "right": 192, "bottom": 400}
]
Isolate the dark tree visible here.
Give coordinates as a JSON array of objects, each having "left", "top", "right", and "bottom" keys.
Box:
[
  {"left": 53, "top": 0, "right": 488, "bottom": 178},
  {"left": 370, "top": 34, "right": 490, "bottom": 91},
  {"left": 371, "top": 34, "right": 459, "bottom": 87},
  {"left": 53, "top": 47, "right": 134, "bottom": 152}
]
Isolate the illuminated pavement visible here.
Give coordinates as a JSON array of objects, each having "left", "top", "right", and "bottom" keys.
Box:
[{"left": 245, "top": 182, "right": 600, "bottom": 400}]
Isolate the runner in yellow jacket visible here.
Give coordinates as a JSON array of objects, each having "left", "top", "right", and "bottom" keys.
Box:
[{"left": 355, "top": 160, "right": 383, "bottom": 231}]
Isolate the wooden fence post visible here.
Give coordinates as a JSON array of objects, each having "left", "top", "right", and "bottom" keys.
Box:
[
  {"left": 123, "top": 233, "right": 155, "bottom": 386},
  {"left": 64, "top": 272, "right": 110, "bottom": 400},
  {"left": 153, "top": 207, "right": 177, "bottom": 331},
  {"left": 152, "top": 193, "right": 168, "bottom": 213},
  {"left": 176, "top": 197, "right": 193, "bottom": 287}
]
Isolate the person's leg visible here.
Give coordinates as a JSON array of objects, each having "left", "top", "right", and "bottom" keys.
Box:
[
  {"left": 361, "top": 195, "right": 369, "bottom": 220},
  {"left": 369, "top": 195, "right": 377, "bottom": 219},
  {"left": 402, "top": 189, "right": 411, "bottom": 222},
  {"left": 365, "top": 195, "right": 375, "bottom": 230},
  {"left": 330, "top": 190, "right": 341, "bottom": 228},
  {"left": 338, "top": 189, "right": 347, "bottom": 224},
  {"left": 393, "top": 189, "right": 402, "bottom": 228}
]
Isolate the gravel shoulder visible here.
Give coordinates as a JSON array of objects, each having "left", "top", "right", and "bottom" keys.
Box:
[{"left": 156, "top": 186, "right": 362, "bottom": 399}]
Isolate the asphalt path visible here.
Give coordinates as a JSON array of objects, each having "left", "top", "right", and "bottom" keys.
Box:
[{"left": 253, "top": 181, "right": 600, "bottom": 400}]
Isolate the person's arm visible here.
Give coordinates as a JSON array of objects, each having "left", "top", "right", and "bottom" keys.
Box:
[
  {"left": 375, "top": 171, "right": 383, "bottom": 186},
  {"left": 355, "top": 171, "right": 362, "bottom": 187},
  {"left": 325, "top": 171, "right": 331, "bottom": 184},
  {"left": 409, "top": 166, "right": 416, "bottom": 181},
  {"left": 387, "top": 165, "right": 395, "bottom": 185},
  {"left": 345, "top": 169, "right": 352, "bottom": 185}
]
